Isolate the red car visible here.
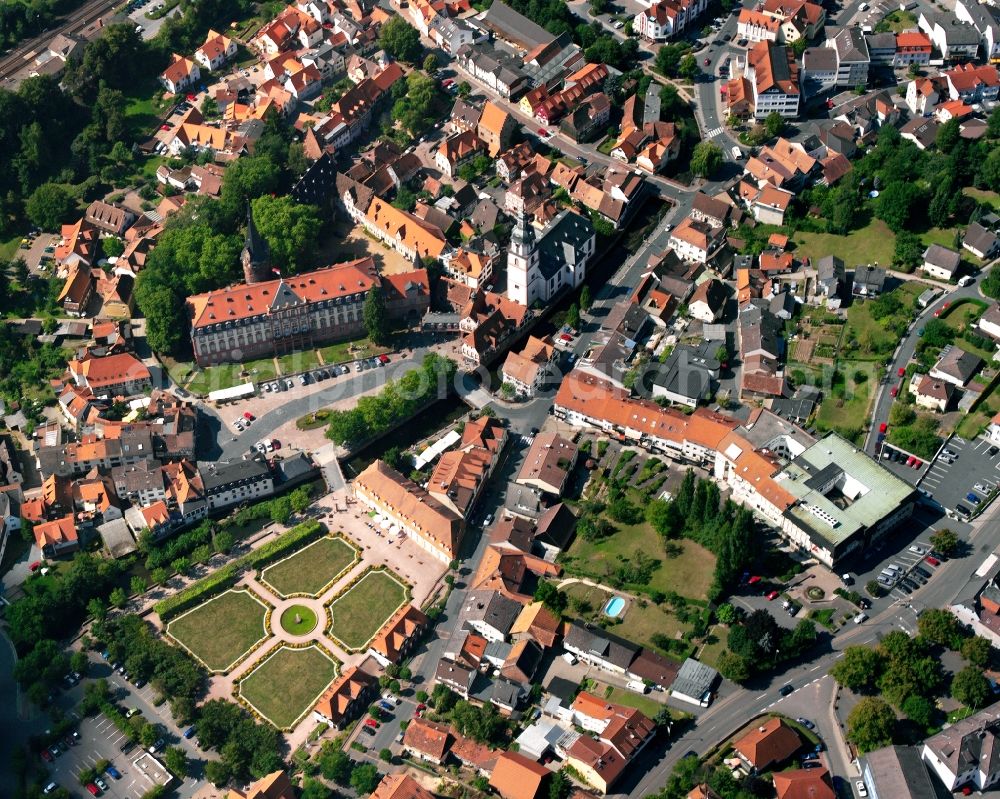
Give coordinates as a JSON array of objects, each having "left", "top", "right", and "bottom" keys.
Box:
[
  {"left": 703, "top": 57, "right": 711, "bottom": 65},
  {"left": 897, "top": 367, "right": 906, "bottom": 377},
  {"left": 160, "top": 124, "right": 170, "bottom": 131},
  {"left": 86, "top": 784, "right": 101, "bottom": 796},
  {"left": 879, "top": 422, "right": 887, "bottom": 434},
  {"left": 243, "top": 411, "right": 255, "bottom": 421},
  {"left": 748, "top": 575, "right": 762, "bottom": 584},
  {"left": 560, "top": 333, "right": 572, "bottom": 342},
  {"left": 766, "top": 590, "right": 780, "bottom": 601},
  {"left": 40, "top": 749, "right": 53, "bottom": 763},
  {"left": 925, "top": 556, "right": 940, "bottom": 567},
  {"left": 912, "top": 458, "right": 922, "bottom": 468},
  {"left": 272, "top": 439, "right": 281, "bottom": 450},
  {"left": 364, "top": 719, "right": 379, "bottom": 729},
  {"left": 416, "top": 703, "right": 427, "bottom": 711},
  {"left": 906, "top": 456, "right": 916, "bottom": 466},
  {"left": 186, "top": 93, "right": 196, "bottom": 101},
  {"left": 378, "top": 354, "right": 390, "bottom": 364},
  {"left": 890, "top": 386, "right": 898, "bottom": 397},
  {"left": 29, "top": 561, "right": 41, "bottom": 572}
]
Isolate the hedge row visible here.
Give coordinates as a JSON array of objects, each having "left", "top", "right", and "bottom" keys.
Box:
[
  {"left": 156, "top": 563, "right": 240, "bottom": 621},
  {"left": 156, "top": 521, "right": 325, "bottom": 620}
]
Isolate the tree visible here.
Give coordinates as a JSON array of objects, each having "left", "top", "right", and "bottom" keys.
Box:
[
  {"left": 130, "top": 575, "right": 147, "bottom": 596},
  {"left": 962, "top": 636, "right": 992, "bottom": 669},
  {"left": 917, "top": 608, "right": 964, "bottom": 650},
  {"left": 580, "top": 284, "right": 591, "bottom": 310},
  {"left": 349, "top": 763, "right": 380, "bottom": 794},
  {"left": 319, "top": 746, "right": 352, "bottom": 783},
  {"left": 301, "top": 779, "right": 330, "bottom": 799},
  {"left": 379, "top": 747, "right": 393, "bottom": 762},
  {"left": 250, "top": 195, "right": 322, "bottom": 273},
  {"left": 422, "top": 54, "right": 439, "bottom": 74},
  {"left": 691, "top": 142, "right": 723, "bottom": 178},
  {"left": 204, "top": 760, "right": 231, "bottom": 786},
  {"left": 953, "top": 666, "right": 991, "bottom": 709},
  {"left": 655, "top": 43, "right": 686, "bottom": 77},
  {"left": 363, "top": 284, "right": 389, "bottom": 345},
  {"left": 87, "top": 597, "right": 107, "bottom": 621},
  {"left": 876, "top": 182, "right": 925, "bottom": 232},
  {"left": 534, "top": 581, "right": 567, "bottom": 614},
  {"left": 221, "top": 156, "right": 282, "bottom": 216},
  {"left": 164, "top": 746, "right": 187, "bottom": 776},
  {"left": 764, "top": 111, "right": 784, "bottom": 139},
  {"left": 289, "top": 487, "right": 311, "bottom": 515},
  {"left": 26, "top": 183, "right": 76, "bottom": 230},
  {"left": 549, "top": 770, "right": 571, "bottom": 799},
  {"left": 716, "top": 650, "right": 751, "bottom": 682},
  {"left": 378, "top": 16, "right": 422, "bottom": 63},
  {"left": 269, "top": 496, "right": 293, "bottom": 525},
  {"left": 930, "top": 528, "right": 959, "bottom": 558},
  {"left": 679, "top": 53, "right": 698, "bottom": 80},
  {"left": 716, "top": 603, "right": 738, "bottom": 625},
  {"left": 936, "top": 118, "right": 961, "bottom": 152},
  {"left": 846, "top": 697, "right": 897, "bottom": 753},
  {"left": 893, "top": 230, "right": 923, "bottom": 271},
  {"left": 901, "top": 694, "right": 936, "bottom": 729},
  {"left": 109, "top": 587, "right": 127, "bottom": 608},
  {"left": 566, "top": 303, "right": 581, "bottom": 329},
  {"left": 831, "top": 646, "right": 885, "bottom": 693}
]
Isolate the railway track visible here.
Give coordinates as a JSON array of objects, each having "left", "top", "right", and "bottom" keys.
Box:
[{"left": 0, "top": 0, "right": 120, "bottom": 81}]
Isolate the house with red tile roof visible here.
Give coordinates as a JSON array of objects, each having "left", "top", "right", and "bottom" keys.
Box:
[
  {"left": 773, "top": 767, "right": 835, "bottom": 799},
  {"left": 370, "top": 775, "right": 435, "bottom": 799},
  {"left": 67, "top": 353, "right": 151, "bottom": 399},
  {"left": 478, "top": 100, "right": 515, "bottom": 157},
  {"left": 369, "top": 603, "right": 430, "bottom": 666},
  {"left": 402, "top": 718, "right": 452, "bottom": 764},
  {"left": 34, "top": 513, "right": 78, "bottom": 558},
  {"left": 160, "top": 54, "right": 201, "bottom": 94},
  {"left": 733, "top": 717, "right": 802, "bottom": 770},
  {"left": 489, "top": 751, "right": 550, "bottom": 799},
  {"left": 195, "top": 29, "right": 237, "bottom": 70}
]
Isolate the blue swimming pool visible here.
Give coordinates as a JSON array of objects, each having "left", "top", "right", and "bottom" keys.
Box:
[{"left": 604, "top": 596, "right": 626, "bottom": 617}]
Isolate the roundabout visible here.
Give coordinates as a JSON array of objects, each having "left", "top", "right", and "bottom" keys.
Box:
[{"left": 278, "top": 604, "right": 318, "bottom": 636}]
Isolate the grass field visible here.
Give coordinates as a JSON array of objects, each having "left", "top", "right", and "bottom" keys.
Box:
[
  {"left": 277, "top": 349, "right": 320, "bottom": 375},
  {"left": 879, "top": 8, "right": 916, "bottom": 31},
  {"left": 562, "top": 582, "right": 692, "bottom": 654},
  {"left": 319, "top": 337, "right": 391, "bottom": 366},
  {"left": 815, "top": 360, "right": 875, "bottom": 443},
  {"left": 261, "top": 536, "right": 359, "bottom": 597},
  {"left": 279, "top": 604, "right": 318, "bottom": 635},
  {"left": 795, "top": 219, "right": 895, "bottom": 270},
  {"left": 167, "top": 590, "right": 269, "bottom": 672},
  {"left": 562, "top": 521, "right": 716, "bottom": 601},
  {"left": 698, "top": 626, "right": 729, "bottom": 669},
  {"left": 239, "top": 645, "right": 339, "bottom": 729},
  {"left": 964, "top": 188, "right": 1000, "bottom": 209},
  {"left": 596, "top": 682, "right": 669, "bottom": 718},
  {"left": 184, "top": 357, "right": 278, "bottom": 395},
  {"left": 328, "top": 570, "right": 408, "bottom": 650}
]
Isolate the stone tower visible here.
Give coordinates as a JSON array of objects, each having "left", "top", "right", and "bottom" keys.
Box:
[
  {"left": 506, "top": 209, "right": 537, "bottom": 307},
  {"left": 241, "top": 202, "right": 272, "bottom": 284}
]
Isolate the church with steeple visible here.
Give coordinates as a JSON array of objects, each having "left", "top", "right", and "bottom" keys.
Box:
[
  {"left": 506, "top": 208, "right": 596, "bottom": 308},
  {"left": 242, "top": 202, "right": 272, "bottom": 285}
]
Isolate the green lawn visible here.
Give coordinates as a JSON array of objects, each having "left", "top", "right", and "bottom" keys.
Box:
[
  {"left": 815, "top": 361, "right": 875, "bottom": 443},
  {"left": 880, "top": 8, "right": 917, "bottom": 31},
  {"left": 167, "top": 590, "right": 269, "bottom": 672},
  {"left": 261, "top": 536, "right": 359, "bottom": 597},
  {"left": 562, "top": 582, "right": 692, "bottom": 656},
  {"left": 123, "top": 74, "right": 168, "bottom": 139},
  {"left": 239, "top": 645, "right": 339, "bottom": 729},
  {"left": 964, "top": 188, "right": 1000, "bottom": 209},
  {"left": 562, "top": 521, "right": 716, "bottom": 602},
  {"left": 279, "top": 604, "right": 318, "bottom": 635},
  {"left": 843, "top": 282, "right": 925, "bottom": 360},
  {"left": 795, "top": 219, "right": 896, "bottom": 270},
  {"left": 328, "top": 570, "right": 408, "bottom": 650},
  {"left": 698, "top": 626, "right": 729, "bottom": 669},
  {"left": 319, "top": 337, "right": 390, "bottom": 366},
  {"left": 276, "top": 349, "right": 320, "bottom": 375},
  {"left": 597, "top": 683, "right": 670, "bottom": 718},
  {"left": 184, "top": 357, "right": 277, "bottom": 395}
]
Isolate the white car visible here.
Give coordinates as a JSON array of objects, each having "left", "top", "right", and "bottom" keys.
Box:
[{"left": 855, "top": 780, "right": 867, "bottom": 797}]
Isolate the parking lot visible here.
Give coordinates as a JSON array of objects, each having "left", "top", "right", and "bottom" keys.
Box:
[{"left": 919, "top": 434, "right": 1000, "bottom": 518}]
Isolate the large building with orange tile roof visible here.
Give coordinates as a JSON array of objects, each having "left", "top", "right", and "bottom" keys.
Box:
[
  {"left": 185, "top": 259, "right": 429, "bottom": 366},
  {"left": 311, "top": 665, "right": 378, "bottom": 728},
  {"left": 733, "top": 718, "right": 802, "bottom": 770},
  {"left": 428, "top": 415, "right": 508, "bottom": 517},
  {"left": 67, "top": 353, "right": 151, "bottom": 399},
  {"left": 355, "top": 460, "right": 464, "bottom": 563},
  {"left": 477, "top": 100, "right": 516, "bottom": 156},
  {"left": 34, "top": 513, "right": 78, "bottom": 558},
  {"left": 227, "top": 771, "right": 295, "bottom": 799},
  {"left": 362, "top": 198, "right": 449, "bottom": 265},
  {"left": 369, "top": 603, "right": 430, "bottom": 665}
]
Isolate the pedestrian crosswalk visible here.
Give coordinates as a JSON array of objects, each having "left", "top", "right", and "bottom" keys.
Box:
[{"left": 705, "top": 126, "right": 724, "bottom": 138}]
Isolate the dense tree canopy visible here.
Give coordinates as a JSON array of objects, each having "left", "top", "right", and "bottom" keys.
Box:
[
  {"left": 250, "top": 195, "right": 322, "bottom": 273},
  {"left": 847, "top": 697, "right": 897, "bottom": 753},
  {"left": 378, "top": 16, "right": 423, "bottom": 63}
]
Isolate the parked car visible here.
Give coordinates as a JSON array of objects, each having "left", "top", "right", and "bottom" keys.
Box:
[
  {"left": 909, "top": 544, "right": 927, "bottom": 555},
  {"left": 105, "top": 766, "right": 122, "bottom": 780},
  {"left": 86, "top": 783, "right": 101, "bottom": 796},
  {"left": 184, "top": 726, "right": 196, "bottom": 739},
  {"left": 796, "top": 717, "right": 815, "bottom": 730},
  {"left": 43, "top": 784, "right": 58, "bottom": 795},
  {"left": 95, "top": 778, "right": 109, "bottom": 792},
  {"left": 779, "top": 684, "right": 794, "bottom": 696},
  {"left": 856, "top": 780, "right": 868, "bottom": 797},
  {"left": 766, "top": 590, "right": 780, "bottom": 600}
]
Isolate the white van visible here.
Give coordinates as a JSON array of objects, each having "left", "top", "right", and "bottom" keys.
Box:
[
  {"left": 561, "top": 652, "right": 578, "bottom": 665},
  {"left": 626, "top": 679, "right": 650, "bottom": 694},
  {"left": 731, "top": 145, "right": 743, "bottom": 159},
  {"left": 958, "top": 275, "right": 975, "bottom": 287},
  {"left": 854, "top": 612, "right": 868, "bottom": 624}
]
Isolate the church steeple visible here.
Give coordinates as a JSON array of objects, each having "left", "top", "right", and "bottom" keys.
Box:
[
  {"left": 510, "top": 208, "right": 535, "bottom": 257},
  {"left": 242, "top": 202, "right": 271, "bottom": 284}
]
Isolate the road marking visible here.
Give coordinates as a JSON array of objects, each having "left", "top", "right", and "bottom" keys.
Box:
[{"left": 705, "top": 125, "right": 724, "bottom": 138}]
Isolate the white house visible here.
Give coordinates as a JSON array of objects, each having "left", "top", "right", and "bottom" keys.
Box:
[{"left": 194, "top": 30, "right": 237, "bottom": 71}]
